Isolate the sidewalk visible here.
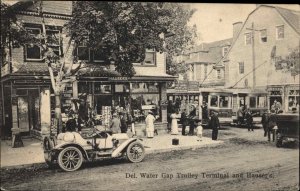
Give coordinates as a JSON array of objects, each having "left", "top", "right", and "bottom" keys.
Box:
[{"left": 1, "top": 133, "right": 222, "bottom": 168}]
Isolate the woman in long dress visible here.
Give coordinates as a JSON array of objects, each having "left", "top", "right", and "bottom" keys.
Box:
[{"left": 170, "top": 112, "right": 179, "bottom": 135}]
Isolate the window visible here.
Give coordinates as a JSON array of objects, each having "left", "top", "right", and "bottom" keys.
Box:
[
  {"left": 93, "top": 48, "right": 108, "bottom": 62},
  {"left": 217, "top": 69, "right": 221, "bottom": 79},
  {"left": 46, "top": 28, "right": 61, "bottom": 56},
  {"left": 239, "top": 62, "right": 244, "bottom": 74},
  {"left": 219, "top": 95, "right": 229, "bottom": 108},
  {"left": 258, "top": 96, "right": 267, "bottom": 108},
  {"left": 25, "top": 27, "right": 42, "bottom": 60},
  {"left": 77, "top": 40, "right": 89, "bottom": 61},
  {"left": 250, "top": 97, "right": 256, "bottom": 108},
  {"left": 143, "top": 49, "right": 156, "bottom": 65},
  {"left": 245, "top": 32, "right": 252, "bottom": 45},
  {"left": 276, "top": 25, "right": 284, "bottom": 40},
  {"left": 204, "top": 64, "right": 208, "bottom": 78},
  {"left": 288, "top": 90, "right": 299, "bottom": 111},
  {"left": 222, "top": 46, "right": 229, "bottom": 56},
  {"left": 260, "top": 29, "right": 267, "bottom": 43},
  {"left": 210, "top": 95, "right": 218, "bottom": 107}
]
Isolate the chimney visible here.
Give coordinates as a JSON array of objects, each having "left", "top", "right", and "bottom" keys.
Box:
[{"left": 232, "top": 21, "right": 243, "bottom": 40}]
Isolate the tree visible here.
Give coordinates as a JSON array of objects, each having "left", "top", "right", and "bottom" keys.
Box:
[{"left": 274, "top": 47, "right": 300, "bottom": 77}]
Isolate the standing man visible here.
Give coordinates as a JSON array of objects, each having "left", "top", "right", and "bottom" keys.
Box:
[
  {"left": 237, "top": 105, "right": 244, "bottom": 127},
  {"left": 180, "top": 109, "right": 188, "bottom": 136},
  {"left": 188, "top": 105, "right": 197, "bottom": 136},
  {"left": 267, "top": 109, "right": 277, "bottom": 142},
  {"left": 120, "top": 112, "right": 128, "bottom": 133},
  {"left": 145, "top": 110, "right": 156, "bottom": 138},
  {"left": 261, "top": 110, "right": 269, "bottom": 137},
  {"left": 245, "top": 109, "right": 254, "bottom": 131},
  {"left": 110, "top": 113, "right": 121, "bottom": 134},
  {"left": 210, "top": 111, "right": 220, "bottom": 140}
]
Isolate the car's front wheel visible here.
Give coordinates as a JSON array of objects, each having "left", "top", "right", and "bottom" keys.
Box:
[
  {"left": 58, "top": 147, "right": 83, "bottom": 172},
  {"left": 126, "top": 141, "right": 145, "bottom": 163}
]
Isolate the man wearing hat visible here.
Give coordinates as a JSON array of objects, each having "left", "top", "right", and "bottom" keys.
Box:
[
  {"left": 145, "top": 110, "right": 156, "bottom": 138},
  {"left": 210, "top": 110, "right": 220, "bottom": 140}
]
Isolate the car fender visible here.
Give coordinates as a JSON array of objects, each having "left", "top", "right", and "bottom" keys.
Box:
[
  {"left": 111, "top": 138, "right": 140, "bottom": 157},
  {"left": 54, "top": 143, "right": 90, "bottom": 160}
]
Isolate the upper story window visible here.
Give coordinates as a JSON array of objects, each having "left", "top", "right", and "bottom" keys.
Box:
[
  {"left": 77, "top": 40, "right": 89, "bottom": 61},
  {"left": 204, "top": 64, "right": 208, "bottom": 78},
  {"left": 239, "top": 62, "right": 244, "bottom": 74},
  {"left": 260, "top": 29, "right": 267, "bottom": 43},
  {"left": 133, "top": 49, "right": 156, "bottom": 66},
  {"left": 276, "top": 25, "right": 284, "bottom": 40},
  {"left": 245, "top": 32, "right": 252, "bottom": 45},
  {"left": 222, "top": 46, "right": 229, "bottom": 57},
  {"left": 217, "top": 69, "right": 221, "bottom": 79},
  {"left": 25, "top": 27, "right": 42, "bottom": 60},
  {"left": 25, "top": 25, "right": 62, "bottom": 61}
]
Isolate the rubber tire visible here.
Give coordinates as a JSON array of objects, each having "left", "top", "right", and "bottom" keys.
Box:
[
  {"left": 58, "top": 146, "right": 83, "bottom": 172},
  {"left": 126, "top": 141, "right": 145, "bottom": 163}
]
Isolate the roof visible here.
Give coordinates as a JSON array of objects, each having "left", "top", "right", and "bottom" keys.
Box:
[
  {"left": 185, "top": 38, "right": 232, "bottom": 64},
  {"left": 275, "top": 6, "right": 300, "bottom": 34},
  {"left": 13, "top": 62, "right": 49, "bottom": 75},
  {"left": 220, "top": 5, "right": 300, "bottom": 65}
]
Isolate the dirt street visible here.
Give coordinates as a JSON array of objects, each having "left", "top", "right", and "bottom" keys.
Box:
[{"left": 1, "top": 127, "right": 299, "bottom": 191}]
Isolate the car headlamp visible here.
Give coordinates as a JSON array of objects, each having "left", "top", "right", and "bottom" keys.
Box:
[{"left": 63, "top": 132, "right": 75, "bottom": 142}]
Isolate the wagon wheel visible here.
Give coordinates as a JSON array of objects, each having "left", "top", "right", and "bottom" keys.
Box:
[
  {"left": 58, "top": 147, "right": 83, "bottom": 172},
  {"left": 126, "top": 141, "right": 145, "bottom": 163}
]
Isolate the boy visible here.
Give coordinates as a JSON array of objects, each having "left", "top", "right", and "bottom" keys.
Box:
[{"left": 196, "top": 121, "right": 203, "bottom": 141}]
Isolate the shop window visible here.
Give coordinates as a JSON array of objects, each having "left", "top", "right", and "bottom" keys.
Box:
[
  {"left": 25, "top": 27, "right": 42, "bottom": 60},
  {"left": 239, "top": 62, "right": 244, "bottom": 74},
  {"left": 245, "top": 32, "right": 252, "bottom": 45},
  {"left": 115, "top": 84, "right": 130, "bottom": 93},
  {"left": 258, "top": 96, "right": 267, "bottom": 108},
  {"left": 276, "top": 25, "right": 284, "bottom": 40},
  {"left": 260, "top": 29, "right": 267, "bottom": 43},
  {"left": 219, "top": 95, "right": 229, "bottom": 108},
  {"left": 210, "top": 95, "right": 218, "bottom": 107},
  {"left": 288, "top": 90, "right": 299, "bottom": 111},
  {"left": 94, "top": 83, "right": 111, "bottom": 94},
  {"left": 131, "top": 82, "right": 159, "bottom": 93},
  {"left": 249, "top": 97, "right": 256, "bottom": 108}
]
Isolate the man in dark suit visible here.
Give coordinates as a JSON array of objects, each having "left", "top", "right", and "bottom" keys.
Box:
[
  {"left": 210, "top": 111, "right": 220, "bottom": 140},
  {"left": 267, "top": 109, "right": 277, "bottom": 142},
  {"left": 261, "top": 110, "right": 269, "bottom": 137},
  {"left": 66, "top": 113, "right": 82, "bottom": 133},
  {"left": 180, "top": 109, "right": 188, "bottom": 136}
]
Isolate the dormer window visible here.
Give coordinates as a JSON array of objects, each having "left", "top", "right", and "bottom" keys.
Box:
[{"left": 25, "top": 27, "right": 42, "bottom": 60}]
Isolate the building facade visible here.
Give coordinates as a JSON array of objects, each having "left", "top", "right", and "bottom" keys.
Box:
[
  {"left": 0, "top": 1, "right": 175, "bottom": 139},
  {"left": 221, "top": 5, "right": 300, "bottom": 113}
]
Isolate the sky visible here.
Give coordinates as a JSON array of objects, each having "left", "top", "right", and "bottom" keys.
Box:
[
  {"left": 3, "top": 1, "right": 300, "bottom": 43},
  {"left": 187, "top": 3, "right": 300, "bottom": 43}
]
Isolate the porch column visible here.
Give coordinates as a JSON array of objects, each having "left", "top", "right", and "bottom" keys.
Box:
[
  {"left": 40, "top": 88, "right": 51, "bottom": 137},
  {"left": 160, "top": 83, "right": 167, "bottom": 123}
]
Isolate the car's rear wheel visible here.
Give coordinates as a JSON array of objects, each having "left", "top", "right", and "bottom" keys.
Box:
[
  {"left": 126, "top": 141, "right": 145, "bottom": 163},
  {"left": 58, "top": 147, "right": 83, "bottom": 172}
]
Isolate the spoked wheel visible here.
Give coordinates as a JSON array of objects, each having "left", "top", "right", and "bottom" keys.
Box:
[
  {"left": 58, "top": 147, "right": 83, "bottom": 172},
  {"left": 126, "top": 141, "right": 145, "bottom": 163}
]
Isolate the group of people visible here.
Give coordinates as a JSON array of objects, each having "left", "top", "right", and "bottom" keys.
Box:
[
  {"left": 110, "top": 112, "right": 131, "bottom": 134},
  {"left": 237, "top": 105, "right": 254, "bottom": 131}
]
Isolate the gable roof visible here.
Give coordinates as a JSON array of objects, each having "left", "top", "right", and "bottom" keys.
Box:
[
  {"left": 219, "top": 5, "right": 300, "bottom": 65},
  {"left": 186, "top": 38, "right": 232, "bottom": 64}
]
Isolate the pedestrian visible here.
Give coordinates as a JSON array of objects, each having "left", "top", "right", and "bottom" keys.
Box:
[
  {"left": 180, "top": 109, "right": 188, "bottom": 136},
  {"left": 110, "top": 113, "right": 121, "bottom": 134},
  {"left": 267, "top": 109, "right": 277, "bottom": 142},
  {"left": 145, "top": 110, "right": 156, "bottom": 138},
  {"left": 261, "top": 110, "right": 269, "bottom": 137},
  {"left": 245, "top": 109, "right": 254, "bottom": 131},
  {"left": 170, "top": 111, "right": 179, "bottom": 135},
  {"left": 237, "top": 105, "right": 244, "bottom": 127},
  {"left": 188, "top": 105, "right": 197, "bottom": 135},
  {"left": 65, "top": 113, "right": 82, "bottom": 134},
  {"left": 201, "top": 101, "right": 208, "bottom": 120},
  {"left": 120, "top": 112, "right": 128, "bottom": 133},
  {"left": 210, "top": 111, "right": 220, "bottom": 140},
  {"left": 196, "top": 121, "right": 203, "bottom": 141}
]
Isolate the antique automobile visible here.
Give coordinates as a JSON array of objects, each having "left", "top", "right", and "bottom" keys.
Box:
[
  {"left": 43, "top": 126, "right": 145, "bottom": 172},
  {"left": 275, "top": 112, "right": 299, "bottom": 147}
]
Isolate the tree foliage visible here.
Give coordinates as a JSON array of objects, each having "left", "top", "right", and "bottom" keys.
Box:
[
  {"left": 274, "top": 47, "right": 300, "bottom": 77},
  {"left": 65, "top": 2, "right": 196, "bottom": 77}
]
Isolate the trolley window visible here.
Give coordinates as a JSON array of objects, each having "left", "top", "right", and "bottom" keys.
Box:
[
  {"left": 219, "top": 95, "right": 229, "bottom": 108},
  {"left": 210, "top": 95, "right": 218, "bottom": 107}
]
